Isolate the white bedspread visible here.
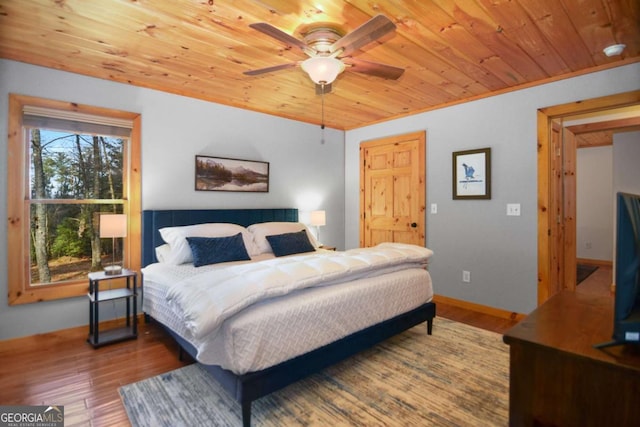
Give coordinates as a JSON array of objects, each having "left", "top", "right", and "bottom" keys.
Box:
[{"left": 164, "top": 243, "right": 433, "bottom": 340}]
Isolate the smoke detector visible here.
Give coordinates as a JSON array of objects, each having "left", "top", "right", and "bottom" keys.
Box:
[{"left": 603, "top": 44, "right": 626, "bottom": 57}]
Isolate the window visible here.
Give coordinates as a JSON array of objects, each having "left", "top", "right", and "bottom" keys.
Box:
[{"left": 7, "top": 94, "right": 141, "bottom": 305}]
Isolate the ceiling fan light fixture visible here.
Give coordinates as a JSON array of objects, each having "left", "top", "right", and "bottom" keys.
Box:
[
  {"left": 603, "top": 44, "right": 626, "bottom": 57},
  {"left": 301, "top": 56, "right": 345, "bottom": 85}
]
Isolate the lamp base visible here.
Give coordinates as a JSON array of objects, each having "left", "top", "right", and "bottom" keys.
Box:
[{"left": 104, "top": 265, "right": 123, "bottom": 276}]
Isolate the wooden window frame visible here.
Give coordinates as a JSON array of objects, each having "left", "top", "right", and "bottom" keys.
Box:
[{"left": 7, "top": 94, "right": 141, "bottom": 305}]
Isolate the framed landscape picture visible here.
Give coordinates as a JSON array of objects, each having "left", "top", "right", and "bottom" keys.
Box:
[
  {"left": 195, "top": 155, "right": 269, "bottom": 192},
  {"left": 452, "top": 147, "right": 491, "bottom": 199}
]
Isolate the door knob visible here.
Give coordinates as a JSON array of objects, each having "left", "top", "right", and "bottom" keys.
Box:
[{"left": 410, "top": 222, "right": 417, "bottom": 228}]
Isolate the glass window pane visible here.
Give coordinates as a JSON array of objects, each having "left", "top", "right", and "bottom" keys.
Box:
[
  {"left": 28, "top": 128, "right": 125, "bottom": 200},
  {"left": 30, "top": 203, "right": 123, "bottom": 286}
]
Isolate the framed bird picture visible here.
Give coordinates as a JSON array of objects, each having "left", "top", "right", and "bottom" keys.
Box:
[{"left": 452, "top": 147, "right": 491, "bottom": 199}]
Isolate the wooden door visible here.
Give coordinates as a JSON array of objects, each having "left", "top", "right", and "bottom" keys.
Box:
[
  {"left": 360, "top": 131, "right": 426, "bottom": 247},
  {"left": 545, "top": 120, "right": 578, "bottom": 300},
  {"left": 548, "top": 120, "right": 564, "bottom": 298}
]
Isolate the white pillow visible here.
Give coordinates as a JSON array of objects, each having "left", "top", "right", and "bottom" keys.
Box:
[
  {"left": 158, "top": 223, "right": 258, "bottom": 264},
  {"left": 155, "top": 244, "right": 172, "bottom": 263},
  {"left": 248, "top": 222, "right": 319, "bottom": 255}
]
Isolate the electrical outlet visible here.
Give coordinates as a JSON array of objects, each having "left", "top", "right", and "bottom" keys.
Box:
[
  {"left": 585, "top": 242, "right": 592, "bottom": 249},
  {"left": 462, "top": 270, "right": 471, "bottom": 283},
  {"left": 431, "top": 203, "right": 438, "bottom": 214}
]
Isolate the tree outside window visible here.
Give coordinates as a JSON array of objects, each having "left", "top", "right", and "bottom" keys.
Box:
[{"left": 29, "top": 128, "right": 125, "bottom": 285}]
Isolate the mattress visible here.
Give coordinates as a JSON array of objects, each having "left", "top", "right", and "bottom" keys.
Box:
[{"left": 143, "top": 259, "right": 433, "bottom": 374}]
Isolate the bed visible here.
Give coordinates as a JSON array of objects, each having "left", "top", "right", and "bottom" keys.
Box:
[{"left": 141, "top": 208, "right": 436, "bottom": 427}]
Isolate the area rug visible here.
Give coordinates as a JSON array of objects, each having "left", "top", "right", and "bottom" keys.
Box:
[
  {"left": 119, "top": 318, "right": 509, "bottom": 426},
  {"left": 577, "top": 264, "right": 599, "bottom": 285}
]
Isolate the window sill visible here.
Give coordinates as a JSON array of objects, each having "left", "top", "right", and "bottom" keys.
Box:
[{"left": 9, "top": 280, "right": 89, "bottom": 305}]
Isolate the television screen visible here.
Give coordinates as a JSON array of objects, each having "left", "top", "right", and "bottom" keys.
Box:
[{"left": 595, "top": 192, "right": 640, "bottom": 349}]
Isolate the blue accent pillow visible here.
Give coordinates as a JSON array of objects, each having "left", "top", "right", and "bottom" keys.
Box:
[
  {"left": 186, "top": 233, "right": 251, "bottom": 267},
  {"left": 266, "top": 230, "right": 316, "bottom": 257}
]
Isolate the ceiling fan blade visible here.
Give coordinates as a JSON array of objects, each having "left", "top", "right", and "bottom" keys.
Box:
[
  {"left": 243, "top": 62, "right": 298, "bottom": 76},
  {"left": 343, "top": 58, "right": 404, "bottom": 80},
  {"left": 249, "top": 23, "right": 313, "bottom": 55},
  {"left": 330, "top": 15, "right": 397, "bottom": 57}
]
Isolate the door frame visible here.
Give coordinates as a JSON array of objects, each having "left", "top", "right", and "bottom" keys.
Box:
[{"left": 537, "top": 90, "right": 640, "bottom": 305}]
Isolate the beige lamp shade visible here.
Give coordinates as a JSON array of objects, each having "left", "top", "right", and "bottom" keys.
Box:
[
  {"left": 310, "top": 210, "right": 326, "bottom": 227},
  {"left": 99, "top": 214, "right": 127, "bottom": 238}
]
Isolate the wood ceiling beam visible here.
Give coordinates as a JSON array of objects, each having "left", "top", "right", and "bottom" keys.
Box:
[{"left": 566, "top": 116, "right": 640, "bottom": 134}]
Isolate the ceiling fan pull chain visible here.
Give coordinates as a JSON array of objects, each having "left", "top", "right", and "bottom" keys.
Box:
[
  {"left": 321, "top": 83, "right": 326, "bottom": 130},
  {"left": 320, "top": 83, "right": 326, "bottom": 144}
]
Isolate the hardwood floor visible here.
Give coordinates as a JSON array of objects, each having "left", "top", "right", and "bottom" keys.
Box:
[
  {"left": 0, "top": 273, "right": 610, "bottom": 426},
  {"left": 0, "top": 318, "right": 190, "bottom": 426},
  {"left": 575, "top": 264, "right": 614, "bottom": 297}
]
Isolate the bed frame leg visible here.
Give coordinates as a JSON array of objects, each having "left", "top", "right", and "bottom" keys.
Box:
[
  {"left": 427, "top": 318, "right": 433, "bottom": 335},
  {"left": 241, "top": 401, "right": 251, "bottom": 427}
]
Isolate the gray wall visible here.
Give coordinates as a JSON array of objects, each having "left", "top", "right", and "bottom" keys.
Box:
[
  {"left": 577, "top": 146, "right": 613, "bottom": 262},
  {"left": 344, "top": 63, "right": 640, "bottom": 315},
  {"left": 0, "top": 59, "right": 345, "bottom": 340}
]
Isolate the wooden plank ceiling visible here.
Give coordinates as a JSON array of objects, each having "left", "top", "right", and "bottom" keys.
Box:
[{"left": 0, "top": 0, "right": 638, "bottom": 130}]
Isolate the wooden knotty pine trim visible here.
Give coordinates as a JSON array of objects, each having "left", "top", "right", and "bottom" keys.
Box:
[
  {"left": 576, "top": 258, "right": 613, "bottom": 268},
  {"left": 433, "top": 294, "right": 526, "bottom": 322}
]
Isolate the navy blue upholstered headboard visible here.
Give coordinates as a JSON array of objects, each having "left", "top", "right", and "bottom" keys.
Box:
[{"left": 142, "top": 208, "right": 298, "bottom": 266}]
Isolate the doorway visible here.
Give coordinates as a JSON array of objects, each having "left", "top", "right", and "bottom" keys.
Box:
[{"left": 537, "top": 90, "right": 640, "bottom": 305}]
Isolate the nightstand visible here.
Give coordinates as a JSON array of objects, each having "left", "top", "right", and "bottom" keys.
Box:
[{"left": 87, "top": 269, "right": 138, "bottom": 348}]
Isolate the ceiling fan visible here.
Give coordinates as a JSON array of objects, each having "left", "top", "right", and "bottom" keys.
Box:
[{"left": 244, "top": 14, "right": 404, "bottom": 93}]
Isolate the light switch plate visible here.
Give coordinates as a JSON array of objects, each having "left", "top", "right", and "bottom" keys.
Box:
[{"left": 507, "top": 203, "right": 521, "bottom": 216}]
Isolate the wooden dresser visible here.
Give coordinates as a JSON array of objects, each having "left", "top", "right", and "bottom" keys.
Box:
[{"left": 503, "top": 291, "right": 640, "bottom": 427}]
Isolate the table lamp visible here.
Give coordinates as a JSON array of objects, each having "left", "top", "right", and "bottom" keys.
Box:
[
  {"left": 100, "top": 214, "right": 127, "bottom": 275},
  {"left": 310, "top": 210, "right": 326, "bottom": 244}
]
